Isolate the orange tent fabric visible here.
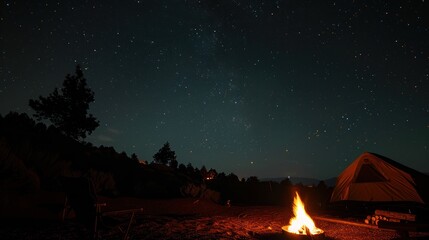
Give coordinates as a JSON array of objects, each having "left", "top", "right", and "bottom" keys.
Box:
[{"left": 330, "top": 152, "right": 428, "bottom": 203}]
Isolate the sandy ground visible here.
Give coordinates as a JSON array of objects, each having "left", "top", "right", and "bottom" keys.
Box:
[{"left": 1, "top": 197, "right": 429, "bottom": 240}]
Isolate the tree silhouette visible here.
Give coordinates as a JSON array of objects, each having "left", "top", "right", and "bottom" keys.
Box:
[
  {"left": 207, "top": 168, "right": 218, "bottom": 180},
  {"left": 200, "top": 165, "right": 208, "bottom": 179},
  {"left": 170, "top": 158, "right": 178, "bottom": 169},
  {"left": 29, "top": 65, "right": 99, "bottom": 140},
  {"left": 153, "top": 142, "right": 177, "bottom": 166},
  {"left": 131, "top": 153, "right": 139, "bottom": 164},
  {"left": 246, "top": 176, "right": 260, "bottom": 183}
]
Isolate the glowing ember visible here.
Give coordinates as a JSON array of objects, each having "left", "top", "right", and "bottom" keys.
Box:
[{"left": 284, "top": 192, "right": 324, "bottom": 236}]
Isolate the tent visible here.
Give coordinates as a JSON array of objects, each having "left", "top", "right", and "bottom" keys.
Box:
[{"left": 330, "top": 152, "right": 429, "bottom": 204}]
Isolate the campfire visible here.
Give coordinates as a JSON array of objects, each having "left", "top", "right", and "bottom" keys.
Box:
[{"left": 282, "top": 192, "right": 325, "bottom": 240}]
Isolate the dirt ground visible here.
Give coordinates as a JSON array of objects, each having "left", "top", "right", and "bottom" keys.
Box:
[{"left": 1, "top": 196, "right": 429, "bottom": 240}]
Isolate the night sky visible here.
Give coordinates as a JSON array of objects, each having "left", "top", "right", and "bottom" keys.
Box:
[{"left": 1, "top": 0, "right": 428, "bottom": 179}]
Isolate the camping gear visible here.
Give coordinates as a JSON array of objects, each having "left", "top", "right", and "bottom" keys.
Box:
[
  {"left": 330, "top": 152, "right": 429, "bottom": 204},
  {"left": 61, "top": 176, "right": 143, "bottom": 239}
]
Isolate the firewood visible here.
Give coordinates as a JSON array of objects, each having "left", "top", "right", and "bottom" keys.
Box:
[{"left": 375, "top": 210, "right": 416, "bottom": 222}]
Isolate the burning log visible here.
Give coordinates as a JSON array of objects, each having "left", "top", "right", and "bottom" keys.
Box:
[{"left": 282, "top": 227, "right": 325, "bottom": 240}]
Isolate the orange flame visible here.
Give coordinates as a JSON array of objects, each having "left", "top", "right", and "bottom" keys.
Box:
[{"left": 287, "top": 192, "right": 322, "bottom": 235}]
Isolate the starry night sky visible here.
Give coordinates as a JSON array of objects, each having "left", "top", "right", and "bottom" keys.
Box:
[{"left": 1, "top": 0, "right": 428, "bottom": 179}]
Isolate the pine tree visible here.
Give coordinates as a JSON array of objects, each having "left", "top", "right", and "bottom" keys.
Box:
[
  {"left": 153, "top": 142, "right": 177, "bottom": 166},
  {"left": 29, "top": 65, "right": 99, "bottom": 140}
]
